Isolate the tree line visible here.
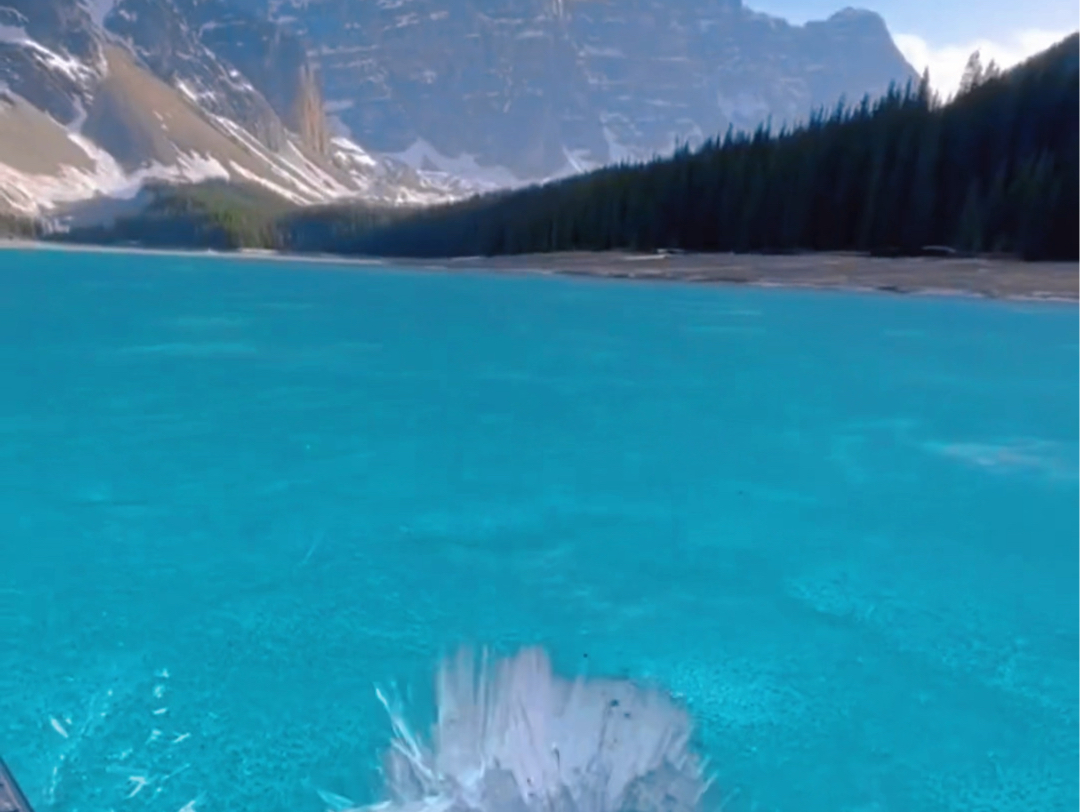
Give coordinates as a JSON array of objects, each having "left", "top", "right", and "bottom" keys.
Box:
[
  {"left": 55, "top": 33, "right": 1079, "bottom": 261},
  {"left": 334, "top": 34, "right": 1078, "bottom": 261},
  {"left": 0, "top": 213, "right": 40, "bottom": 240}
]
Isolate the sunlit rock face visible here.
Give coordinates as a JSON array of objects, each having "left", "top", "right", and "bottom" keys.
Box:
[
  {"left": 0, "top": 0, "right": 464, "bottom": 215},
  {"left": 233, "top": 0, "right": 917, "bottom": 183},
  {"left": 361, "top": 648, "right": 711, "bottom": 812}
]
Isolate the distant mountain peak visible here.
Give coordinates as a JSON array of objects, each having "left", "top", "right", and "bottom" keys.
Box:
[
  {"left": 822, "top": 6, "right": 891, "bottom": 31},
  {"left": 829, "top": 6, "right": 883, "bottom": 20}
]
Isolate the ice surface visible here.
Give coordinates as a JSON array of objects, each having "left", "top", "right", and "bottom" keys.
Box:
[{"left": 0, "top": 251, "right": 1075, "bottom": 812}]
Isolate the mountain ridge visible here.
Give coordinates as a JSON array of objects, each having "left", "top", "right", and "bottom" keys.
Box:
[
  {"left": 252, "top": 0, "right": 917, "bottom": 181},
  {"left": 1, "top": 0, "right": 919, "bottom": 217},
  {"left": 0, "top": 0, "right": 464, "bottom": 217}
]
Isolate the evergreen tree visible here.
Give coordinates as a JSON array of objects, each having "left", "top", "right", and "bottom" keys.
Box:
[
  {"left": 51, "top": 33, "right": 1079, "bottom": 263},
  {"left": 959, "top": 50, "right": 985, "bottom": 95}
]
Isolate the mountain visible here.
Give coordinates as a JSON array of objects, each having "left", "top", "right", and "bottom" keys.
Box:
[
  {"left": 328, "top": 32, "right": 1079, "bottom": 261},
  {"left": 53, "top": 32, "right": 1080, "bottom": 261},
  {"left": 0, "top": 0, "right": 460, "bottom": 217},
  {"left": 233, "top": 0, "right": 918, "bottom": 182},
  {"left": 1, "top": 0, "right": 917, "bottom": 218}
]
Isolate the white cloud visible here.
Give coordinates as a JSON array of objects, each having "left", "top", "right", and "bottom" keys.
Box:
[{"left": 894, "top": 28, "right": 1074, "bottom": 100}]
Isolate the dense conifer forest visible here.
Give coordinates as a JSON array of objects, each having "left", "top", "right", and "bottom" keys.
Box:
[
  {"left": 0, "top": 214, "right": 39, "bottom": 239},
  {"left": 53, "top": 33, "right": 1079, "bottom": 260}
]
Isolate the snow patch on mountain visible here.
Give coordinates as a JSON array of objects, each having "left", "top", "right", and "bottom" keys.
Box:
[
  {"left": 390, "top": 138, "right": 523, "bottom": 191},
  {"left": 211, "top": 113, "right": 354, "bottom": 203},
  {"left": 0, "top": 134, "right": 229, "bottom": 216},
  {"left": 560, "top": 146, "right": 597, "bottom": 176},
  {"left": 0, "top": 0, "right": 520, "bottom": 215},
  {"left": 0, "top": 24, "right": 97, "bottom": 85},
  {"left": 330, "top": 137, "right": 476, "bottom": 205},
  {"left": 83, "top": 0, "right": 120, "bottom": 29},
  {"left": 331, "top": 136, "right": 376, "bottom": 168}
]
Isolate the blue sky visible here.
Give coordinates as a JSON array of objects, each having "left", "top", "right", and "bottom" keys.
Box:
[{"left": 748, "top": 0, "right": 1080, "bottom": 96}]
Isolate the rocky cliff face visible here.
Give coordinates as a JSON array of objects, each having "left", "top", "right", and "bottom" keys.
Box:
[
  {"left": 1, "top": 0, "right": 917, "bottom": 215},
  {"left": 0, "top": 0, "right": 102, "bottom": 125},
  {"left": 0, "top": 0, "right": 459, "bottom": 215},
  {"left": 102, "top": 0, "right": 330, "bottom": 155},
  {"left": 237, "top": 0, "right": 918, "bottom": 182}
]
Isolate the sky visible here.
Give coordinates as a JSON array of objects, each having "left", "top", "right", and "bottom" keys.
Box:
[{"left": 747, "top": 0, "right": 1079, "bottom": 98}]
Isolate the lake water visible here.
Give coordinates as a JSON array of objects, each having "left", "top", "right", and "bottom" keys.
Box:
[{"left": 0, "top": 248, "right": 1076, "bottom": 812}]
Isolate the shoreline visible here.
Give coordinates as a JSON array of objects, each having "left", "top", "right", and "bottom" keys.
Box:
[{"left": 2, "top": 239, "right": 1077, "bottom": 303}]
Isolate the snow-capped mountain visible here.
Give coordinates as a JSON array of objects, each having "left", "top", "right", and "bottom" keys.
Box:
[
  {"left": 0, "top": 0, "right": 462, "bottom": 217},
  {"left": 0, "top": 0, "right": 918, "bottom": 217},
  {"left": 236, "top": 0, "right": 918, "bottom": 183}
]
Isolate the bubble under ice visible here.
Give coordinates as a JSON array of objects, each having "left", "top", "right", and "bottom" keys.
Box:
[{"left": 354, "top": 647, "right": 712, "bottom": 812}]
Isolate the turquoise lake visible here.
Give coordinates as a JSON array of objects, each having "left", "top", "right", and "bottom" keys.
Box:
[{"left": 0, "top": 248, "right": 1076, "bottom": 812}]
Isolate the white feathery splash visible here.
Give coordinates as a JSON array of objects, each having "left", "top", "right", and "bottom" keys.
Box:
[{"left": 353, "top": 647, "right": 712, "bottom": 812}]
